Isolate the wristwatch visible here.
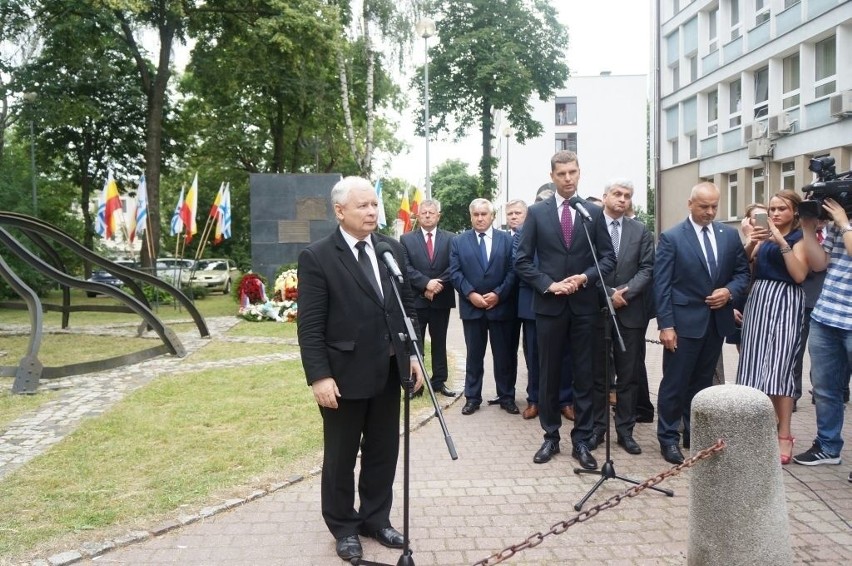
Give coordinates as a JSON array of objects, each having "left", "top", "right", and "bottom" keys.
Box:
[{"left": 841, "top": 224, "right": 852, "bottom": 236}]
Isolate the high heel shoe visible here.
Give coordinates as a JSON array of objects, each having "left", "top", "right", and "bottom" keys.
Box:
[{"left": 778, "top": 435, "right": 795, "bottom": 465}]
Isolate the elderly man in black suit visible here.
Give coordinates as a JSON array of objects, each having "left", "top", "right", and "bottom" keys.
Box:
[
  {"left": 401, "top": 198, "right": 457, "bottom": 397},
  {"left": 515, "top": 150, "right": 617, "bottom": 470},
  {"left": 297, "top": 176, "right": 424, "bottom": 562},
  {"left": 654, "top": 181, "right": 749, "bottom": 465},
  {"left": 450, "top": 198, "right": 518, "bottom": 415},
  {"left": 598, "top": 179, "right": 655, "bottom": 455}
]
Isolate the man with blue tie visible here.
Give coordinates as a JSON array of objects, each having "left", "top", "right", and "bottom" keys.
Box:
[
  {"left": 654, "top": 181, "right": 750, "bottom": 465},
  {"left": 450, "top": 198, "right": 518, "bottom": 415}
]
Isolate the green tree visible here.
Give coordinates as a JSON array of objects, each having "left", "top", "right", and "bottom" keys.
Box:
[
  {"left": 430, "top": 158, "right": 481, "bottom": 233},
  {"left": 415, "top": 0, "right": 568, "bottom": 198}
]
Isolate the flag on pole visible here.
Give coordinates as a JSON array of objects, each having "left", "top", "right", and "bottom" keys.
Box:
[
  {"left": 215, "top": 183, "right": 232, "bottom": 244},
  {"left": 170, "top": 186, "right": 185, "bottom": 236},
  {"left": 94, "top": 177, "right": 107, "bottom": 237},
  {"left": 179, "top": 173, "right": 198, "bottom": 244},
  {"left": 126, "top": 199, "right": 138, "bottom": 243},
  {"left": 209, "top": 182, "right": 225, "bottom": 219},
  {"left": 103, "top": 171, "right": 123, "bottom": 239},
  {"left": 411, "top": 186, "right": 423, "bottom": 218},
  {"left": 397, "top": 189, "right": 412, "bottom": 233},
  {"left": 374, "top": 179, "right": 386, "bottom": 229},
  {"left": 134, "top": 174, "right": 148, "bottom": 239}
]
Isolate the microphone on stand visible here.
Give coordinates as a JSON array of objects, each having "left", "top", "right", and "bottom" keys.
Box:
[
  {"left": 375, "top": 241, "right": 404, "bottom": 283},
  {"left": 568, "top": 196, "right": 593, "bottom": 222}
]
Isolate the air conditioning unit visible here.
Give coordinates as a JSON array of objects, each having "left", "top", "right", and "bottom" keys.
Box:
[
  {"left": 768, "top": 113, "right": 794, "bottom": 137},
  {"left": 829, "top": 90, "right": 852, "bottom": 117},
  {"left": 743, "top": 121, "right": 767, "bottom": 142},
  {"left": 748, "top": 138, "right": 772, "bottom": 159}
]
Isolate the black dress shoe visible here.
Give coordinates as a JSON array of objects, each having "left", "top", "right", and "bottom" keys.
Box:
[
  {"left": 682, "top": 432, "right": 690, "bottom": 449},
  {"left": 661, "top": 444, "right": 685, "bottom": 465},
  {"left": 617, "top": 435, "right": 642, "bottom": 455},
  {"left": 360, "top": 526, "right": 404, "bottom": 549},
  {"left": 335, "top": 535, "right": 363, "bottom": 561},
  {"left": 461, "top": 401, "right": 480, "bottom": 415},
  {"left": 436, "top": 385, "right": 458, "bottom": 397},
  {"left": 533, "top": 440, "right": 560, "bottom": 463},
  {"left": 589, "top": 429, "right": 607, "bottom": 450},
  {"left": 572, "top": 444, "right": 598, "bottom": 470},
  {"left": 500, "top": 400, "right": 520, "bottom": 414}
]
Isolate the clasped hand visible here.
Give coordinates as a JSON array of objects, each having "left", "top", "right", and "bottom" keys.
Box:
[{"left": 548, "top": 274, "right": 586, "bottom": 295}]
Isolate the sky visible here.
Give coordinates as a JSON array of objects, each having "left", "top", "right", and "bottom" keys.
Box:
[{"left": 381, "top": 0, "right": 653, "bottom": 187}]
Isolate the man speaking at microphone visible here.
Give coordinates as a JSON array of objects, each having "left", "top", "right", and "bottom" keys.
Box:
[
  {"left": 515, "top": 150, "right": 616, "bottom": 470},
  {"left": 298, "top": 176, "right": 424, "bottom": 562}
]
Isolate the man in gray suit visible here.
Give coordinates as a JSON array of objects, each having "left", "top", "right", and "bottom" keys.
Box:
[{"left": 598, "top": 179, "right": 655, "bottom": 455}]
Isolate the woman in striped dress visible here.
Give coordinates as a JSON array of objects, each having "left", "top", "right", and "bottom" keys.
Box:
[{"left": 736, "top": 190, "right": 812, "bottom": 464}]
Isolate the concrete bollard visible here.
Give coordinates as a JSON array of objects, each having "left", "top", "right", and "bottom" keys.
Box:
[{"left": 688, "top": 384, "right": 793, "bottom": 566}]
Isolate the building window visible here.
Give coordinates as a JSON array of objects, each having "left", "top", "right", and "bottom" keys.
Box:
[
  {"left": 730, "top": 0, "right": 741, "bottom": 39},
  {"left": 752, "top": 168, "right": 765, "bottom": 205},
  {"left": 729, "top": 79, "right": 742, "bottom": 127},
  {"left": 671, "top": 62, "right": 680, "bottom": 90},
  {"left": 555, "top": 132, "right": 577, "bottom": 153},
  {"left": 815, "top": 36, "right": 836, "bottom": 99},
  {"left": 708, "top": 8, "right": 719, "bottom": 52},
  {"left": 671, "top": 140, "right": 679, "bottom": 165},
  {"left": 782, "top": 53, "right": 800, "bottom": 110},
  {"left": 688, "top": 134, "right": 698, "bottom": 160},
  {"left": 688, "top": 55, "right": 698, "bottom": 83},
  {"left": 784, "top": 0, "right": 800, "bottom": 9},
  {"left": 755, "top": 0, "right": 770, "bottom": 25},
  {"left": 707, "top": 89, "right": 719, "bottom": 135},
  {"left": 754, "top": 66, "right": 769, "bottom": 118},
  {"left": 782, "top": 161, "right": 796, "bottom": 191},
  {"left": 555, "top": 97, "right": 577, "bottom": 125},
  {"left": 728, "top": 173, "right": 738, "bottom": 219}
]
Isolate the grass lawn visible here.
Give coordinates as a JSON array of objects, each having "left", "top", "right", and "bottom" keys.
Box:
[{"left": 0, "top": 290, "right": 442, "bottom": 562}]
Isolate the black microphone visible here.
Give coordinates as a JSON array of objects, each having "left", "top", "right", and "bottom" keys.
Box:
[
  {"left": 568, "top": 195, "right": 593, "bottom": 222},
  {"left": 375, "top": 241, "right": 404, "bottom": 283}
]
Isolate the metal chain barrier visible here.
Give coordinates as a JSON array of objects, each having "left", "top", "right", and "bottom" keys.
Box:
[{"left": 472, "top": 439, "right": 727, "bottom": 566}]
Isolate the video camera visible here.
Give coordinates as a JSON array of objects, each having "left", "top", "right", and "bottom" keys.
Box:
[{"left": 799, "top": 156, "right": 852, "bottom": 220}]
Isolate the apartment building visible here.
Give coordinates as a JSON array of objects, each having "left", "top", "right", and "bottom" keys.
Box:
[
  {"left": 655, "top": 0, "right": 851, "bottom": 230},
  {"left": 495, "top": 73, "right": 649, "bottom": 227}
]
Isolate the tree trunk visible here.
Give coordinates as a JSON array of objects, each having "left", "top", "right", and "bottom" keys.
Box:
[
  {"left": 336, "top": 48, "right": 361, "bottom": 170},
  {"left": 362, "top": 16, "right": 374, "bottom": 178},
  {"left": 479, "top": 96, "right": 495, "bottom": 199}
]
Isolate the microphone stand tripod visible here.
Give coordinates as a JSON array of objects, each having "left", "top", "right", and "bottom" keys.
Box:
[
  {"left": 572, "top": 212, "right": 673, "bottom": 511},
  {"left": 357, "top": 266, "right": 458, "bottom": 566}
]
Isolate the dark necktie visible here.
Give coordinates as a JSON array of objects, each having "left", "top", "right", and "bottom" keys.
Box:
[
  {"left": 702, "top": 226, "right": 717, "bottom": 280},
  {"left": 426, "top": 231, "right": 434, "bottom": 261},
  {"left": 478, "top": 232, "right": 488, "bottom": 269},
  {"left": 355, "top": 241, "right": 382, "bottom": 299},
  {"left": 610, "top": 220, "right": 620, "bottom": 258},
  {"left": 561, "top": 202, "right": 573, "bottom": 247}
]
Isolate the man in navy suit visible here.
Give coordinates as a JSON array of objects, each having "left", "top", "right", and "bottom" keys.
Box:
[
  {"left": 598, "top": 179, "right": 655, "bottom": 455},
  {"left": 298, "top": 176, "right": 424, "bottom": 561},
  {"left": 654, "top": 181, "right": 750, "bottom": 465},
  {"left": 450, "top": 198, "right": 518, "bottom": 415},
  {"left": 515, "top": 151, "right": 617, "bottom": 470},
  {"left": 401, "top": 199, "right": 457, "bottom": 397}
]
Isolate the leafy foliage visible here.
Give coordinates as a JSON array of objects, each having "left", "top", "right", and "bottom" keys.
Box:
[
  {"left": 414, "top": 0, "right": 568, "bottom": 196},
  {"left": 430, "top": 159, "right": 482, "bottom": 233}
]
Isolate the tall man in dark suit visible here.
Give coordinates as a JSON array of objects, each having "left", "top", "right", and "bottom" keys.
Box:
[
  {"left": 400, "top": 199, "right": 457, "bottom": 397},
  {"left": 297, "top": 176, "right": 424, "bottom": 562},
  {"left": 599, "top": 179, "right": 655, "bottom": 455},
  {"left": 450, "top": 198, "right": 518, "bottom": 415},
  {"left": 515, "top": 150, "right": 617, "bottom": 470},
  {"left": 654, "top": 181, "right": 749, "bottom": 465}
]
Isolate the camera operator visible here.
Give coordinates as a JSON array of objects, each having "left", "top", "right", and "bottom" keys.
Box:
[{"left": 792, "top": 198, "right": 852, "bottom": 479}]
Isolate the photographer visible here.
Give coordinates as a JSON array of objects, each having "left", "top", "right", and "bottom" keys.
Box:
[{"left": 792, "top": 198, "right": 852, "bottom": 479}]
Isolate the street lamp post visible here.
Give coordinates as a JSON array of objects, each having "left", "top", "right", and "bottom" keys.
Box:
[
  {"left": 23, "top": 92, "right": 38, "bottom": 216},
  {"left": 416, "top": 18, "right": 436, "bottom": 200},
  {"left": 503, "top": 126, "right": 512, "bottom": 227}
]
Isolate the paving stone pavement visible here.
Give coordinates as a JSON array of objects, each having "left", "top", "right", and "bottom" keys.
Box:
[{"left": 3, "top": 316, "right": 851, "bottom": 565}]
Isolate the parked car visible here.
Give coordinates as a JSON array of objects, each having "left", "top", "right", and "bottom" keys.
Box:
[
  {"left": 85, "top": 260, "right": 137, "bottom": 297},
  {"left": 187, "top": 258, "right": 241, "bottom": 294},
  {"left": 155, "top": 258, "right": 195, "bottom": 285}
]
